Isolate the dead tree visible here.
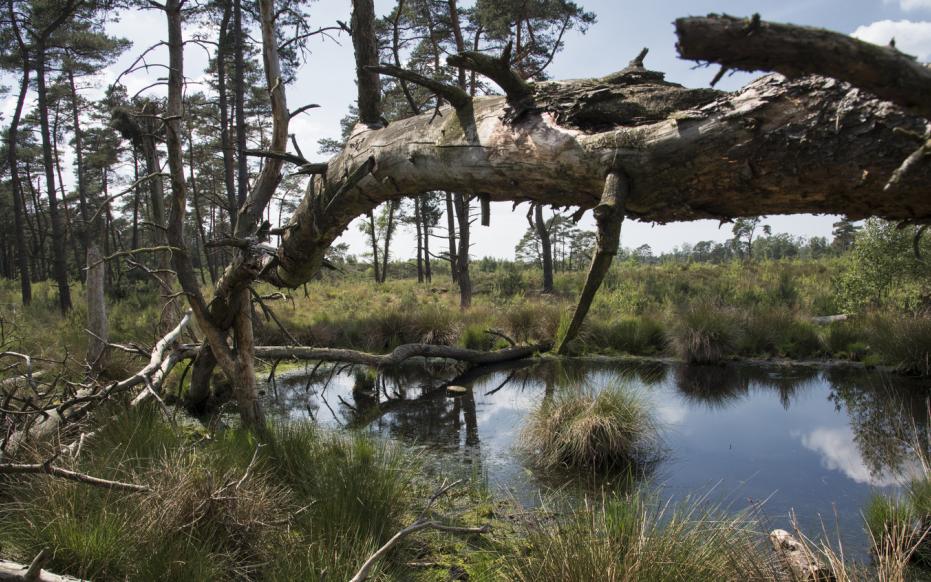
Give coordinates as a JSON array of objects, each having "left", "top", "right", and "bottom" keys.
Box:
[
  {"left": 147, "top": 11, "right": 931, "bottom": 428},
  {"left": 261, "top": 23, "right": 931, "bottom": 357}
]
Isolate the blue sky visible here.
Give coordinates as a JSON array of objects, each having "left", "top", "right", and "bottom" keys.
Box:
[{"left": 43, "top": 1, "right": 931, "bottom": 258}]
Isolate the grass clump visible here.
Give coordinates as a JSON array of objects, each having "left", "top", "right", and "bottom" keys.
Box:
[
  {"left": 865, "top": 477, "right": 931, "bottom": 571},
  {"left": 498, "top": 492, "right": 777, "bottom": 582},
  {"left": 0, "top": 406, "right": 422, "bottom": 581},
  {"left": 668, "top": 304, "right": 738, "bottom": 364},
  {"left": 587, "top": 315, "right": 666, "bottom": 356},
  {"left": 518, "top": 384, "right": 659, "bottom": 475},
  {"left": 868, "top": 315, "right": 931, "bottom": 376}
]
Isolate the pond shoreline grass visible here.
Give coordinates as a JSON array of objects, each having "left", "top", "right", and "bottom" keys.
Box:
[{"left": 3, "top": 401, "right": 929, "bottom": 581}]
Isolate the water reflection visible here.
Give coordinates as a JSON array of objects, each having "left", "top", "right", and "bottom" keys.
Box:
[{"left": 265, "top": 358, "right": 929, "bottom": 555}]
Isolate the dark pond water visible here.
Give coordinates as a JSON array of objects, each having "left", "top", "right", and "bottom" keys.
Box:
[{"left": 263, "top": 358, "right": 930, "bottom": 557}]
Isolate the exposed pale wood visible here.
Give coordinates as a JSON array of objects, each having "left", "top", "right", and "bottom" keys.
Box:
[
  {"left": 0, "top": 549, "right": 85, "bottom": 581},
  {"left": 350, "top": 480, "right": 490, "bottom": 582},
  {"left": 269, "top": 70, "right": 931, "bottom": 288},
  {"left": 0, "top": 461, "right": 149, "bottom": 492},
  {"left": 2, "top": 313, "right": 191, "bottom": 457},
  {"left": 769, "top": 529, "right": 833, "bottom": 581},
  {"left": 0, "top": 557, "right": 83, "bottom": 582}
]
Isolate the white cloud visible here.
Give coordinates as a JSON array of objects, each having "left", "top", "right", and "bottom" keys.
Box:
[
  {"left": 797, "top": 427, "right": 900, "bottom": 486},
  {"left": 888, "top": 0, "right": 931, "bottom": 12},
  {"left": 852, "top": 19, "right": 931, "bottom": 60}
]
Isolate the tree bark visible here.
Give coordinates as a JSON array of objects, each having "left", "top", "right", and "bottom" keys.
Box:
[
  {"left": 351, "top": 0, "right": 381, "bottom": 126},
  {"left": 34, "top": 41, "right": 72, "bottom": 314},
  {"left": 367, "top": 209, "right": 381, "bottom": 282},
  {"left": 675, "top": 14, "right": 931, "bottom": 120},
  {"left": 216, "top": 0, "right": 238, "bottom": 219},
  {"left": 454, "top": 193, "right": 472, "bottom": 308},
  {"left": 163, "top": 0, "right": 288, "bottom": 430},
  {"left": 233, "top": 0, "right": 248, "bottom": 209},
  {"left": 379, "top": 200, "right": 398, "bottom": 282},
  {"left": 66, "top": 68, "right": 109, "bottom": 371},
  {"left": 535, "top": 204, "right": 554, "bottom": 293},
  {"left": 252, "top": 341, "right": 550, "bottom": 367},
  {"left": 556, "top": 171, "right": 626, "bottom": 354},
  {"left": 85, "top": 241, "right": 109, "bottom": 370},
  {"left": 414, "top": 198, "right": 424, "bottom": 282},
  {"left": 269, "top": 70, "right": 931, "bottom": 289},
  {"left": 422, "top": 197, "right": 432, "bottom": 282},
  {"left": 6, "top": 14, "right": 32, "bottom": 306},
  {"left": 444, "top": 192, "right": 458, "bottom": 283}
]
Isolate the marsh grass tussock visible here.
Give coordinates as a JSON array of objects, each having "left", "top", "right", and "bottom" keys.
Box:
[
  {"left": 498, "top": 492, "right": 780, "bottom": 582},
  {"left": 668, "top": 303, "right": 738, "bottom": 364},
  {"left": 518, "top": 384, "right": 660, "bottom": 476},
  {"left": 0, "top": 406, "right": 422, "bottom": 581}
]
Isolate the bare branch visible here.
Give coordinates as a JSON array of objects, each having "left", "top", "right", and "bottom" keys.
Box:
[{"left": 675, "top": 14, "right": 931, "bottom": 119}]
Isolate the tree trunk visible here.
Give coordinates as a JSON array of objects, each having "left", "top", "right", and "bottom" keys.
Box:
[
  {"left": 7, "top": 35, "right": 31, "bottom": 305},
  {"left": 216, "top": 0, "right": 238, "bottom": 220},
  {"left": 233, "top": 0, "right": 248, "bottom": 209},
  {"left": 444, "top": 192, "right": 458, "bottom": 283},
  {"left": 34, "top": 42, "right": 72, "bottom": 313},
  {"left": 164, "top": 0, "right": 287, "bottom": 431},
  {"left": 85, "top": 241, "right": 109, "bottom": 370},
  {"left": 379, "top": 200, "right": 397, "bottom": 282},
  {"left": 454, "top": 193, "right": 472, "bottom": 309},
  {"left": 351, "top": 0, "right": 381, "bottom": 126},
  {"left": 138, "top": 105, "right": 181, "bottom": 332},
  {"left": 367, "top": 209, "right": 380, "bottom": 282},
  {"left": 422, "top": 197, "right": 432, "bottom": 282},
  {"left": 535, "top": 204, "right": 554, "bottom": 293},
  {"left": 67, "top": 68, "right": 109, "bottom": 371},
  {"left": 556, "top": 171, "right": 626, "bottom": 354},
  {"left": 188, "top": 123, "right": 218, "bottom": 284},
  {"left": 414, "top": 198, "right": 424, "bottom": 282}
]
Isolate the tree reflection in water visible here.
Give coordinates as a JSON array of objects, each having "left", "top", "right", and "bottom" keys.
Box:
[
  {"left": 265, "top": 358, "right": 929, "bottom": 496},
  {"left": 825, "top": 367, "right": 929, "bottom": 481}
]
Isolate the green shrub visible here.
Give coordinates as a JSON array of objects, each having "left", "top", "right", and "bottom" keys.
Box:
[
  {"left": 865, "top": 477, "right": 931, "bottom": 568},
  {"left": 777, "top": 320, "right": 823, "bottom": 359},
  {"left": 823, "top": 321, "right": 868, "bottom": 359},
  {"left": 0, "top": 409, "right": 422, "bottom": 582}
]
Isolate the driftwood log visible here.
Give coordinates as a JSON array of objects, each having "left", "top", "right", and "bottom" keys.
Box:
[
  {"left": 769, "top": 529, "right": 834, "bottom": 581},
  {"left": 0, "top": 551, "right": 82, "bottom": 582}
]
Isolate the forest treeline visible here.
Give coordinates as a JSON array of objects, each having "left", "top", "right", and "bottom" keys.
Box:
[{"left": 0, "top": 0, "right": 599, "bottom": 314}]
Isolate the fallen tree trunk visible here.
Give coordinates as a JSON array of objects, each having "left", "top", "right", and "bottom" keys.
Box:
[
  {"left": 269, "top": 62, "right": 931, "bottom": 288},
  {"left": 254, "top": 341, "right": 551, "bottom": 367}
]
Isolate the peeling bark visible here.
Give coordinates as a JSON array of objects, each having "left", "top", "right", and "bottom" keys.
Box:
[{"left": 270, "top": 69, "right": 931, "bottom": 288}]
